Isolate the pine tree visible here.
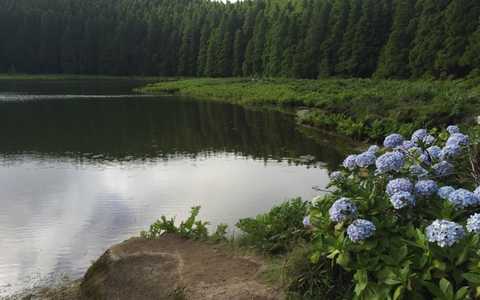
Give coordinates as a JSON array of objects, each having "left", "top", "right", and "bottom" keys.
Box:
[
  {"left": 318, "top": 0, "right": 350, "bottom": 77},
  {"left": 335, "top": 0, "right": 363, "bottom": 76},
  {"left": 435, "top": 0, "right": 480, "bottom": 77},
  {"left": 376, "top": 0, "right": 414, "bottom": 78},
  {"left": 409, "top": 0, "right": 448, "bottom": 78}
]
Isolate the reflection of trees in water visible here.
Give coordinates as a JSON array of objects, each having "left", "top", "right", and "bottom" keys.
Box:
[{"left": 0, "top": 97, "right": 348, "bottom": 170}]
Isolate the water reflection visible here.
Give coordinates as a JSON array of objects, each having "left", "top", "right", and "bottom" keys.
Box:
[{"left": 0, "top": 80, "right": 350, "bottom": 296}]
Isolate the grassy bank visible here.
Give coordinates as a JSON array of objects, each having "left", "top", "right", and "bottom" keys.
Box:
[{"left": 139, "top": 78, "right": 480, "bottom": 141}]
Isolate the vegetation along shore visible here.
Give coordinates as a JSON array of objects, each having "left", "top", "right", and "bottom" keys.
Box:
[{"left": 139, "top": 77, "right": 480, "bottom": 141}]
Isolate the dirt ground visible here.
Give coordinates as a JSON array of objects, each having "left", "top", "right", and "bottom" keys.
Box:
[{"left": 22, "top": 234, "right": 282, "bottom": 300}]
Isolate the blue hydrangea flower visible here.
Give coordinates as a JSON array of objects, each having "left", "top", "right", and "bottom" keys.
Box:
[
  {"left": 419, "top": 152, "right": 432, "bottom": 165},
  {"left": 343, "top": 155, "right": 357, "bottom": 170},
  {"left": 446, "top": 133, "right": 469, "bottom": 147},
  {"left": 376, "top": 151, "right": 405, "bottom": 173},
  {"left": 347, "top": 219, "right": 376, "bottom": 242},
  {"left": 330, "top": 171, "right": 344, "bottom": 182},
  {"left": 474, "top": 186, "right": 480, "bottom": 199},
  {"left": 415, "top": 180, "right": 438, "bottom": 197},
  {"left": 423, "top": 135, "right": 435, "bottom": 146},
  {"left": 402, "top": 140, "right": 416, "bottom": 150},
  {"left": 426, "top": 146, "right": 442, "bottom": 160},
  {"left": 411, "top": 129, "right": 428, "bottom": 143},
  {"left": 409, "top": 165, "right": 429, "bottom": 178},
  {"left": 426, "top": 220, "right": 465, "bottom": 247},
  {"left": 355, "top": 151, "right": 376, "bottom": 168},
  {"left": 329, "top": 198, "right": 358, "bottom": 223},
  {"left": 441, "top": 144, "right": 461, "bottom": 160},
  {"left": 437, "top": 186, "right": 455, "bottom": 200},
  {"left": 390, "top": 192, "right": 415, "bottom": 209},
  {"left": 303, "top": 216, "right": 311, "bottom": 227},
  {"left": 467, "top": 213, "right": 480, "bottom": 233},
  {"left": 384, "top": 133, "right": 404, "bottom": 148},
  {"left": 448, "top": 189, "right": 478, "bottom": 208},
  {"left": 386, "top": 178, "right": 413, "bottom": 196},
  {"left": 447, "top": 125, "right": 460, "bottom": 135},
  {"left": 432, "top": 161, "right": 454, "bottom": 177},
  {"left": 367, "top": 145, "right": 380, "bottom": 153}
]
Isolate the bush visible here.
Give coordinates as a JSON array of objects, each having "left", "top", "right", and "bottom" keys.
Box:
[
  {"left": 141, "top": 206, "right": 212, "bottom": 240},
  {"left": 309, "top": 126, "right": 480, "bottom": 299},
  {"left": 236, "top": 198, "right": 310, "bottom": 254},
  {"left": 285, "top": 244, "right": 353, "bottom": 300}
]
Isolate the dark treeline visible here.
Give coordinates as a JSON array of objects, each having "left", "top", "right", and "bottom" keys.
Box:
[{"left": 1, "top": 0, "right": 479, "bottom": 79}]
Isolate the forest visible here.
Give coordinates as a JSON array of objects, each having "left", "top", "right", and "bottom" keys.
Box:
[{"left": 0, "top": 0, "right": 479, "bottom": 79}]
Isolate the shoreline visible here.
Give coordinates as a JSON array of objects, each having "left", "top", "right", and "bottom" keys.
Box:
[{"left": 138, "top": 77, "right": 480, "bottom": 141}]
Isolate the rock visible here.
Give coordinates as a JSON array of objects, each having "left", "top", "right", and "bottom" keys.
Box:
[{"left": 79, "top": 234, "right": 282, "bottom": 300}]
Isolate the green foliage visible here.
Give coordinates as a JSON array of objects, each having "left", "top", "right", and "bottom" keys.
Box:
[
  {"left": 141, "top": 206, "right": 211, "bottom": 241},
  {"left": 308, "top": 129, "right": 480, "bottom": 299},
  {"left": 285, "top": 244, "right": 353, "bottom": 300},
  {"left": 2, "top": 0, "right": 480, "bottom": 78},
  {"left": 141, "top": 77, "right": 480, "bottom": 141},
  {"left": 235, "top": 198, "right": 310, "bottom": 254}
]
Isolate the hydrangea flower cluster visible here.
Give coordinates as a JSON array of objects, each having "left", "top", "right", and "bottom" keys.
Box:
[
  {"left": 415, "top": 180, "right": 438, "bottom": 197},
  {"left": 411, "top": 129, "right": 427, "bottom": 143},
  {"left": 328, "top": 198, "right": 358, "bottom": 223},
  {"left": 343, "top": 155, "right": 357, "bottom": 170},
  {"left": 321, "top": 125, "right": 480, "bottom": 247},
  {"left": 355, "top": 151, "right": 376, "bottom": 168},
  {"left": 330, "top": 171, "right": 344, "bottom": 182},
  {"left": 347, "top": 219, "right": 376, "bottom": 242},
  {"left": 437, "top": 186, "right": 455, "bottom": 200},
  {"left": 376, "top": 151, "right": 405, "bottom": 173},
  {"left": 390, "top": 191, "right": 415, "bottom": 209},
  {"left": 447, "top": 189, "right": 478, "bottom": 208},
  {"left": 386, "top": 178, "right": 413, "bottom": 196},
  {"left": 426, "top": 220, "right": 465, "bottom": 247},
  {"left": 432, "top": 161, "right": 454, "bottom": 177},
  {"left": 447, "top": 125, "right": 460, "bottom": 135},
  {"left": 467, "top": 213, "right": 480, "bottom": 233},
  {"left": 384, "top": 133, "right": 404, "bottom": 148},
  {"left": 409, "top": 165, "right": 428, "bottom": 178}
]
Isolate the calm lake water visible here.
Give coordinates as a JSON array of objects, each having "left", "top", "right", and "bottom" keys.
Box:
[{"left": 0, "top": 79, "right": 348, "bottom": 296}]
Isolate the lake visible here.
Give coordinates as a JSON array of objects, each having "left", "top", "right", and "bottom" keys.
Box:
[{"left": 0, "top": 79, "right": 348, "bottom": 296}]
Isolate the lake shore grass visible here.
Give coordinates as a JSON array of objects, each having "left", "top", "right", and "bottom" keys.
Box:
[{"left": 139, "top": 77, "right": 480, "bottom": 141}]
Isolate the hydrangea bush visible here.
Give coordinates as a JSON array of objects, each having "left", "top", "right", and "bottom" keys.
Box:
[{"left": 309, "top": 126, "right": 480, "bottom": 299}]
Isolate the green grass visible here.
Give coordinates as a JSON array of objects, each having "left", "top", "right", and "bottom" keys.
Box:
[{"left": 139, "top": 77, "right": 480, "bottom": 141}]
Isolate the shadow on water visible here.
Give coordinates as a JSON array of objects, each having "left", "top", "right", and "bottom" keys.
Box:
[{"left": 0, "top": 95, "right": 349, "bottom": 170}]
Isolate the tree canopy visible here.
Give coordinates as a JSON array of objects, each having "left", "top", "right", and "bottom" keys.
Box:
[{"left": 0, "top": 0, "right": 479, "bottom": 79}]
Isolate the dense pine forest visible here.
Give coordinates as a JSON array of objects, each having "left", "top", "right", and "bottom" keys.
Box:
[{"left": 1, "top": 0, "right": 479, "bottom": 79}]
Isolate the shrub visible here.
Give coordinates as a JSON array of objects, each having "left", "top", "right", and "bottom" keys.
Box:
[
  {"left": 309, "top": 126, "right": 480, "bottom": 299},
  {"left": 141, "top": 206, "right": 211, "bottom": 240},
  {"left": 236, "top": 198, "right": 310, "bottom": 254}
]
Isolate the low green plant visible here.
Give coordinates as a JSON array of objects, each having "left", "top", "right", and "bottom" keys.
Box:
[
  {"left": 141, "top": 206, "right": 211, "bottom": 240},
  {"left": 309, "top": 126, "right": 480, "bottom": 299},
  {"left": 236, "top": 198, "right": 310, "bottom": 254},
  {"left": 285, "top": 244, "right": 353, "bottom": 300}
]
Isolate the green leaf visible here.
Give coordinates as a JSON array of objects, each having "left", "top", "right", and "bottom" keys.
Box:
[
  {"left": 454, "top": 287, "right": 469, "bottom": 300},
  {"left": 310, "top": 251, "right": 320, "bottom": 264},
  {"left": 354, "top": 269, "right": 368, "bottom": 296},
  {"left": 439, "top": 278, "right": 454, "bottom": 300},
  {"left": 337, "top": 252, "right": 350, "bottom": 267},
  {"left": 462, "top": 273, "right": 480, "bottom": 284},
  {"left": 393, "top": 286, "right": 404, "bottom": 300}
]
